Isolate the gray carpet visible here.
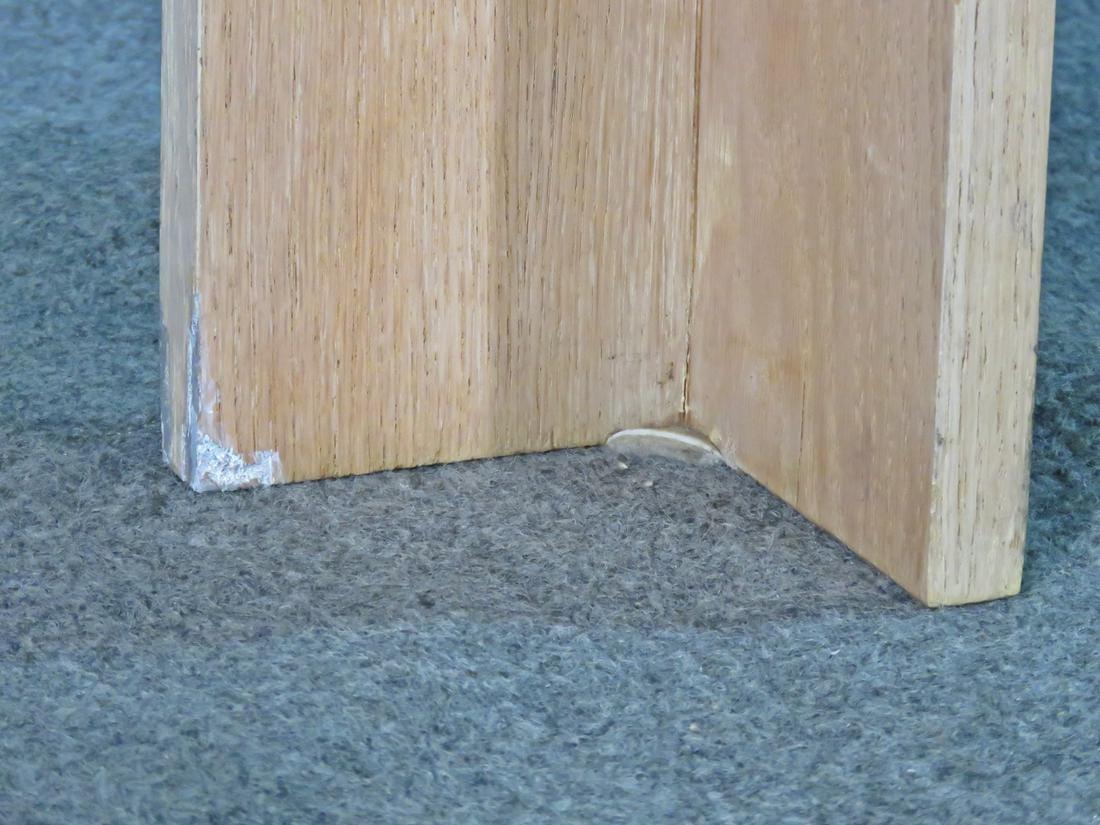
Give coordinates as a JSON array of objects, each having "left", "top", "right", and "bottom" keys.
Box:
[{"left": 1, "top": 2, "right": 1097, "bottom": 822}]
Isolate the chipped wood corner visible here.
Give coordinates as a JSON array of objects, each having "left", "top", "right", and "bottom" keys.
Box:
[
  {"left": 161, "top": 0, "right": 284, "bottom": 493},
  {"left": 163, "top": 292, "right": 285, "bottom": 493},
  {"left": 184, "top": 298, "right": 284, "bottom": 493},
  {"left": 160, "top": 0, "right": 1055, "bottom": 605}
]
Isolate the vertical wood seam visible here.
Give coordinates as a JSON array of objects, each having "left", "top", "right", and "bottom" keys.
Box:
[{"left": 681, "top": 0, "right": 706, "bottom": 421}]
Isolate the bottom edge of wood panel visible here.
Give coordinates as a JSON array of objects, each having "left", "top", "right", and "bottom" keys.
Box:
[{"left": 161, "top": 421, "right": 1023, "bottom": 608}]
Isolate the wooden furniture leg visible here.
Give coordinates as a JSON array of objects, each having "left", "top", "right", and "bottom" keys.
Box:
[
  {"left": 161, "top": 0, "right": 1055, "bottom": 606},
  {"left": 160, "top": 0, "right": 698, "bottom": 488}
]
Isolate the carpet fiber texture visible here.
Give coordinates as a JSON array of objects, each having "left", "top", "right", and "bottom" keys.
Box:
[{"left": 1, "top": 2, "right": 1098, "bottom": 822}]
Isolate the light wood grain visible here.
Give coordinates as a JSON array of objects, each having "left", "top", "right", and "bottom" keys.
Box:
[
  {"left": 163, "top": 0, "right": 698, "bottom": 487},
  {"left": 689, "top": 0, "right": 1053, "bottom": 604},
  {"left": 928, "top": 0, "right": 1055, "bottom": 604},
  {"left": 161, "top": 0, "right": 1054, "bottom": 605}
]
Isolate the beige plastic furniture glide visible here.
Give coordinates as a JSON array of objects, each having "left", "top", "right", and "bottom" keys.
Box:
[{"left": 161, "top": 1, "right": 1055, "bottom": 606}]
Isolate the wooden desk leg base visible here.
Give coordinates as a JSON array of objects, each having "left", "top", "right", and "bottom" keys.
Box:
[{"left": 161, "top": 1, "right": 1055, "bottom": 606}]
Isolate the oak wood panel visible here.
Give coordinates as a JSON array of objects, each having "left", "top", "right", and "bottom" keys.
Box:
[
  {"left": 164, "top": 0, "right": 698, "bottom": 487},
  {"left": 690, "top": 0, "right": 953, "bottom": 598},
  {"left": 689, "top": 0, "right": 1053, "bottom": 604},
  {"left": 928, "top": 0, "right": 1055, "bottom": 604},
  {"left": 162, "top": 0, "right": 1054, "bottom": 606}
]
